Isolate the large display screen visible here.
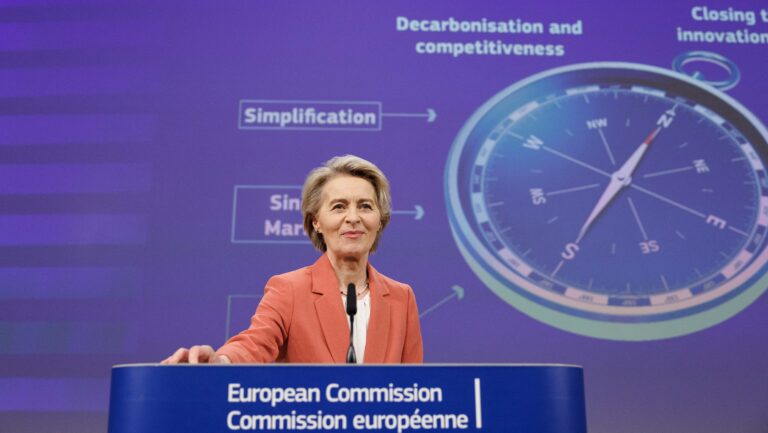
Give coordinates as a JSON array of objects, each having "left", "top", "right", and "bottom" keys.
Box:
[{"left": 1, "top": 2, "right": 767, "bottom": 432}]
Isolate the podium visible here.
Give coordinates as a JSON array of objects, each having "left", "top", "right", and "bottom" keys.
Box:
[{"left": 108, "top": 364, "right": 586, "bottom": 433}]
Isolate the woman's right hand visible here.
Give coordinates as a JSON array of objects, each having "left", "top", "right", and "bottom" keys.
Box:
[{"left": 161, "top": 345, "right": 231, "bottom": 364}]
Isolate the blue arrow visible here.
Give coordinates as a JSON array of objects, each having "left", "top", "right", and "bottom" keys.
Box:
[
  {"left": 392, "top": 205, "right": 425, "bottom": 220},
  {"left": 419, "top": 285, "right": 465, "bottom": 319},
  {"left": 381, "top": 108, "right": 437, "bottom": 123}
]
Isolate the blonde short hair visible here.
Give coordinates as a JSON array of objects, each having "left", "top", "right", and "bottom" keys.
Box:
[{"left": 302, "top": 155, "right": 391, "bottom": 252}]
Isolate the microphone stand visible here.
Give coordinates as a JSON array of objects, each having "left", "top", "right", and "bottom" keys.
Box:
[{"left": 345, "top": 283, "right": 357, "bottom": 364}]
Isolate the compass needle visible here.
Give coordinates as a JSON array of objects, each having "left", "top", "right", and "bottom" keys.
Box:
[{"left": 576, "top": 107, "right": 676, "bottom": 241}]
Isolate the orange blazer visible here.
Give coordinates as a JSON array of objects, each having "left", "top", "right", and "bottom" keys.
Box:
[{"left": 216, "top": 254, "right": 423, "bottom": 363}]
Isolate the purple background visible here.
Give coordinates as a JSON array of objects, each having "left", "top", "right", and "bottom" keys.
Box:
[{"left": 1, "top": 1, "right": 767, "bottom": 432}]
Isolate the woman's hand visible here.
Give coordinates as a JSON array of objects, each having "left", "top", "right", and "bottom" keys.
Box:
[{"left": 161, "top": 345, "right": 231, "bottom": 364}]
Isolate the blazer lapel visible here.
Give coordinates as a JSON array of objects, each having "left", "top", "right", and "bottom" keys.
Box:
[
  {"left": 363, "top": 264, "right": 390, "bottom": 363},
  {"left": 311, "top": 254, "right": 348, "bottom": 363}
]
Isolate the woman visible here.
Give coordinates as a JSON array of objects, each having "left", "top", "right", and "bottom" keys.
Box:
[{"left": 162, "top": 155, "right": 423, "bottom": 364}]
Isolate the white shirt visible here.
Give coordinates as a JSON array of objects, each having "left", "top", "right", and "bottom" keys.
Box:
[{"left": 341, "top": 292, "right": 370, "bottom": 364}]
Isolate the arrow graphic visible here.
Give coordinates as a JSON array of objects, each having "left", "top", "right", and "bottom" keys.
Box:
[
  {"left": 381, "top": 108, "right": 437, "bottom": 123},
  {"left": 392, "top": 205, "right": 425, "bottom": 220},
  {"left": 419, "top": 285, "right": 465, "bottom": 319}
]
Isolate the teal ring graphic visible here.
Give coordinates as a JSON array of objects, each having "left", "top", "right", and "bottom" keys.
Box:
[{"left": 672, "top": 50, "right": 740, "bottom": 91}]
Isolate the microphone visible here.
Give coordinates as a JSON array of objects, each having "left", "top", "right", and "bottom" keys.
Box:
[{"left": 346, "top": 283, "right": 357, "bottom": 364}]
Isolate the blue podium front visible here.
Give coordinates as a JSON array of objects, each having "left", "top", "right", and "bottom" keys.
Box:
[{"left": 108, "top": 364, "right": 586, "bottom": 433}]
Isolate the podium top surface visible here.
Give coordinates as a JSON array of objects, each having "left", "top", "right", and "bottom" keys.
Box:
[
  {"left": 113, "top": 362, "right": 584, "bottom": 368},
  {"left": 109, "top": 362, "right": 587, "bottom": 433}
]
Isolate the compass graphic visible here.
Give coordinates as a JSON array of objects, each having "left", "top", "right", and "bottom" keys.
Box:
[{"left": 445, "top": 56, "right": 768, "bottom": 340}]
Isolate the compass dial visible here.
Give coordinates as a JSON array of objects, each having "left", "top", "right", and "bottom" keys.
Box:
[{"left": 446, "top": 62, "right": 768, "bottom": 340}]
